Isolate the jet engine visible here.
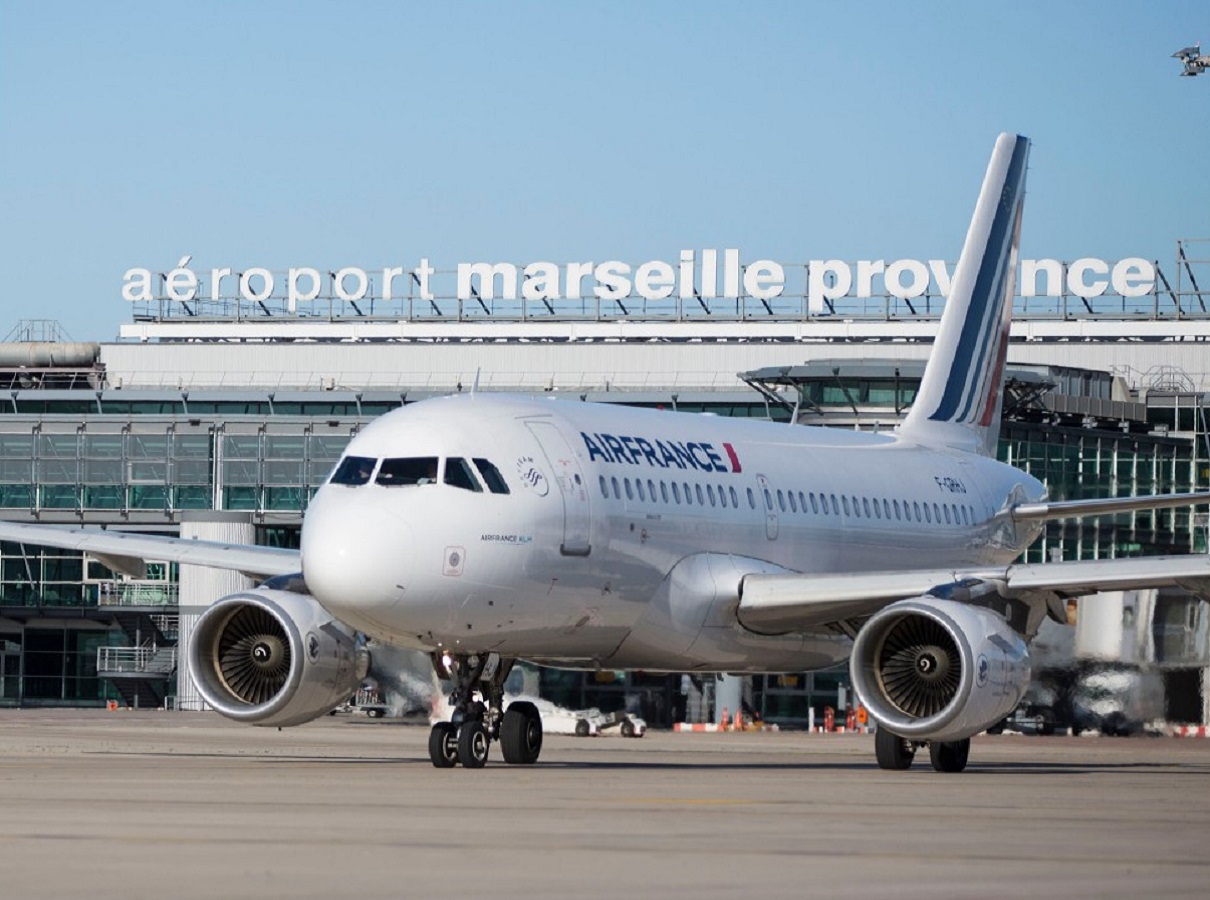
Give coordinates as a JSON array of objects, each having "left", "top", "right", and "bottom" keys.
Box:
[
  {"left": 188, "top": 587, "right": 369, "bottom": 728},
  {"left": 850, "top": 597, "right": 1029, "bottom": 742}
]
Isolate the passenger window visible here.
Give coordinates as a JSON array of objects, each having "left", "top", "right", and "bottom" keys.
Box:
[
  {"left": 747, "top": 487, "right": 756, "bottom": 509},
  {"left": 862, "top": 497, "right": 871, "bottom": 517},
  {"left": 473, "top": 458, "right": 510, "bottom": 494},
  {"left": 810, "top": 493, "right": 819, "bottom": 514},
  {"left": 683, "top": 482, "right": 693, "bottom": 505},
  {"left": 376, "top": 457, "right": 439, "bottom": 486},
  {"left": 789, "top": 491, "right": 797, "bottom": 513},
  {"left": 842, "top": 496, "right": 851, "bottom": 516},
  {"left": 695, "top": 484, "right": 705, "bottom": 505},
  {"left": 331, "top": 455, "right": 377, "bottom": 486},
  {"left": 444, "top": 457, "right": 483, "bottom": 492},
  {"left": 624, "top": 479, "right": 634, "bottom": 501},
  {"left": 873, "top": 498, "right": 881, "bottom": 519},
  {"left": 933, "top": 502, "right": 941, "bottom": 524},
  {"left": 913, "top": 501, "right": 921, "bottom": 521},
  {"left": 893, "top": 499, "right": 901, "bottom": 520},
  {"left": 707, "top": 484, "right": 717, "bottom": 507},
  {"left": 944, "top": 504, "right": 952, "bottom": 525},
  {"left": 798, "top": 491, "right": 806, "bottom": 512},
  {"left": 672, "top": 482, "right": 682, "bottom": 504},
  {"left": 730, "top": 486, "right": 739, "bottom": 507},
  {"left": 636, "top": 479, "right": 645, "bottom": 502},
  {"left": 763, "top": 488, "right": 773, "bottom": 511},
  {"left": 661, "top": 481, "right": 670, "bottom": 503},
  {"left": 777, "top": 490, "right": 786, "bottom": 513},
  {"left": 883, "top": 498, "right": 891, "bottom": 519},
  {"left": 924, "top": 504, "right": 932, "bottom": 524},
  {"left": 599, "top": 475, "right": 609, "bottom": 498},
  {"left": 648, "top": 479, "right": 656, "bottom": 501},
  {"left": 831, "top": 494, "right": 839, "bottom": 515},
  {"left": 611, "top": 477, "right": 621, "bottom": 499}
]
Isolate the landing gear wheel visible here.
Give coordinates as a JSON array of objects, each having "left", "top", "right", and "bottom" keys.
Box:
[
  {"left": 620, "top": 719, "right": 636, "bottom": 738},
  {"left": 875, "top": 727, "right": 916, "bottom": 770},
  {"left": 457, "top": 720, "right": 491, "bottom": 769},
  {"left": 428, "top": 722, "right": 458, "bottom": 768},
  {"left": 929, "top": 738, "right": 970, "bottom": 773},
  {"left": 574, "top": 718, "right": 590, "bottom": 737},
  {"left": 500, "top": 701, "right": 543, "bottom": 765}
]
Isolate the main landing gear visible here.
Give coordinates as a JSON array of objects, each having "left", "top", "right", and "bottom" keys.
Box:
[
  {"left": 875, "top": 727, "right": 971, "bottom": 773},
  {"left": 427, "top": 651, "right": 543, "bottom": 769}
]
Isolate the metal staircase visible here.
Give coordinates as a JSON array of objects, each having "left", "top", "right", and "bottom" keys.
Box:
[
  {"left": 97, "top": 644, "right": 178, "bottom": 709},
  {"left": 97, "top": 584, "right": 181, "bottom": 708}
]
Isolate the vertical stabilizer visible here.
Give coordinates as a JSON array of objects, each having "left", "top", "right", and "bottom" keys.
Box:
[{"left": 899, "top": 133, "right": 1030, "bottom": 455}]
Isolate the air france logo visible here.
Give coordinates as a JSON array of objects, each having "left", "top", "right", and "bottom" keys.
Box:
[
  {"left": 976, "top": 654, "right": 989, "bottom": 687},
  {"left": 581, "top": 432, "right": 742, "bottom": 474}
]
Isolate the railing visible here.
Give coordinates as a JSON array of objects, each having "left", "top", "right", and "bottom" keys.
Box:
[
  {"left": 150, "top": 613, "right": 179, "bottom": 641},
  {"left": 96, "top": 582, "right": 179, "bottom": 607},
  {"left": 97, "top": 645, "right": 177, "bottom": 676}
]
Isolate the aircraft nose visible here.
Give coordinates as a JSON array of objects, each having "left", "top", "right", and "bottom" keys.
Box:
[{"left": 301, "top": 498, "right": 412, "bottom": 622}]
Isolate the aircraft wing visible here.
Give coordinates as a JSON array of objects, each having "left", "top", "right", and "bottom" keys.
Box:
[
  {"left": 0, "top": 521, "right": 299, "bottom": 581},
  {"left": 738, "top": 554, "right": 1210, "bottom": 634}
]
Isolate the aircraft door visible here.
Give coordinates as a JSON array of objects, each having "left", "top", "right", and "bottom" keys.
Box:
[
  {"left": 526, "top": 420, "right": 592, "bottom": 557},
  {"left": 755, "top": 473, "right": 778, "bottom": 540}
]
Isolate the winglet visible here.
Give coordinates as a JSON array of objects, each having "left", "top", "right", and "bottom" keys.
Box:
[{"left": 899, "top": 133, "right": 1030, "bottom": 455}]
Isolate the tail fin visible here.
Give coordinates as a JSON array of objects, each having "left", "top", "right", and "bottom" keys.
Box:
[{"left": 899, "top": 132, "right": 1030, "bottom": 455}]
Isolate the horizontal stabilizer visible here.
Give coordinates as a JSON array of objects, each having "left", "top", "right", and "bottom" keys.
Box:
[{"left": 1010, "top": 491, "right": 1210, "bottom": 522}]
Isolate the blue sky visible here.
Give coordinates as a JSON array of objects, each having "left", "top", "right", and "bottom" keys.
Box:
[{"left": 1, "top": 1, "right": 1207, "bottom": 341}]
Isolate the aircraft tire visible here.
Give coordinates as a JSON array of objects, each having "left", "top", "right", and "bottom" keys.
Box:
[
  {"left": 428, "top": 722, "right": 458, "bottom": 768},
  {"left": 500, "top": 701, "right": 543, "bottom": 765},
  {"left": 929, "top": 738, "right": 971, "bottom": 773},
  {"left": 458, "top": 720, "right": 491, "bottom": 769},
  {"left": 875, "top": 727, "right": 915, "bottom": 770}
]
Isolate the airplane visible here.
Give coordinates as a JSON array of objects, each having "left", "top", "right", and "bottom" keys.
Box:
[
  {"left": 4, "top": 132, "right": 1210, "bottom": 774},
  {"left": 1173, "top": 43, "right": 1208, "bottom": 76}
]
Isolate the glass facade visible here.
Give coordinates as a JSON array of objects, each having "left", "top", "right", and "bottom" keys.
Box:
[
  {"left": 0, "top": 419, "right": 360, "bottom": 519},
  {"left": 1000, "top": 422, "right": 1202, "bottom": 561}
]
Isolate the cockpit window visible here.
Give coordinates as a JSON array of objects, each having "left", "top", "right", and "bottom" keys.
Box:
[
  {"left": 330, "top": 455, "right": 377, "bottom": 486},
  {"left": 376, "top": 457, "right": 439, "bottom": 486},
  {"left": 473, "top": 458, "right": 510, "bottom": 495},
  {"left": 444, "top": 457, "right": 483, "bottom": 492}
]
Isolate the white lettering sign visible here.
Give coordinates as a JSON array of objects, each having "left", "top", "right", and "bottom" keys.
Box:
[{"left": 121, "top": 251, "right": 1159, "bottom": 310}]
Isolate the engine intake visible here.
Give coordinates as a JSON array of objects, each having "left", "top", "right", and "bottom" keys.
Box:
[
  {"left": 851, "top": 597, "right": 1029, "bottom": 742},
  {"left": 189, "top": 588, "right": 369, "bottom": 728}
]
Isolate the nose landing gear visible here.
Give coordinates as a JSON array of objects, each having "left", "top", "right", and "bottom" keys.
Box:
[{"left": 427, "top": 651, "right": 544, "bottom": 769}]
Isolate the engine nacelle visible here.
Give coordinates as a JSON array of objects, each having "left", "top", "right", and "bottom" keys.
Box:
[
  {"left": 850, "top": 597, "right": 1030, "bottom": 742},
  {"left": 188, "top": 588, "right": 369, "bottom": 728}
]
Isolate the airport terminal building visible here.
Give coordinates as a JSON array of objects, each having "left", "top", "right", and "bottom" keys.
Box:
[{"left": 2, "top": 248, "right": 1209, "bottom": 727}]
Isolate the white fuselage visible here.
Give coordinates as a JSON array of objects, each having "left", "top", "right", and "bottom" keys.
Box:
[{"left": 299, "top": 394, "right": 1046, "bottom": 672}]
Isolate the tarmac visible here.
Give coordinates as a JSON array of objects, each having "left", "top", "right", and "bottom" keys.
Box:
[{"left": 0, "top": 709, "right": 1207, "bottom": 899}]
